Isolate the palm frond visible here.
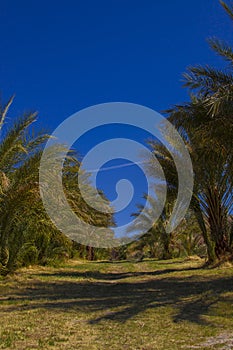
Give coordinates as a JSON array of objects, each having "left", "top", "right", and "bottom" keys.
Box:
[
  {"left": 220, "top": 0, "right": 233, "bottom": 21},
  {"left": 0, "top": 95, "right": 14, "bottom": 131},
  {"left": 208, "top": 37, "right": 233, "bottom": 64},
  {"left": 183, "top": 65, "right": 233, "bottom": 94},
  {"left": 0, "top": 112, "right": 37, "bottom": 171}
]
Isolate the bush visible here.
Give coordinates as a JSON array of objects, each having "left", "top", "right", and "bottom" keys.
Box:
[{"left": 17, "top": 243, "right": 39, "bottom": 267}]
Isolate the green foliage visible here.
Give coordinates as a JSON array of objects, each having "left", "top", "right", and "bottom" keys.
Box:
[
  {"left": 0, "top": 96, "right": 115, "bottom": 274},
  {"left": 17, "top": 243, "right": 39, "bottom": 267},
  {"left": 1, "top": 1, "right": 233, "bottom": 271},
  {"left": 174, "top": 213, "right": 206, "bottom": 257},
  {"left": 161, "top": 1, "right": 233, "bottom": 263},
  {"left": 131, "top": 1, "right": 233, "bottom": 264}
]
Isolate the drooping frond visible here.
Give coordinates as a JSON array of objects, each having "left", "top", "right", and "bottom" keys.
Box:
[
  {"left": 208, "top": 37, "right": 233, "bottom": 64},
  {"left": 0, "top": 95, "right": 14, "bottom": 131},
  {"left": 0, "top": 112, "right": 38, "bottom": 172},
  {"left": 220, "top": 0, "right": 233, "bottom": 21},
  {"left": 183, "top": 65, "right": 233, "bottom": 94}
]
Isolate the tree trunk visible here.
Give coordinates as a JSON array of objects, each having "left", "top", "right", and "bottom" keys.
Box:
[
  {"left": 162, "top": 233, "right": 172, "bottom": 260},
  {"left": 206, "top": 187, "right": 230, "bottom": 260},
  {"left": 193, "top": 200, "right": 216, "bottom": 264},
  {"left": 86, "top": 246, "right": 94, "bottom": 261}
]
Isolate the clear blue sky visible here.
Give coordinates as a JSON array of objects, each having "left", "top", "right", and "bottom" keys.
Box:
[{"left": 0, "top": 0, "right": 232, "bottom": 230}]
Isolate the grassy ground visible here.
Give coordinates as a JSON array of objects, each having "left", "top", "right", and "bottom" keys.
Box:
[{"left": 0, "top": 257, "right": 233, "bottom": 350}]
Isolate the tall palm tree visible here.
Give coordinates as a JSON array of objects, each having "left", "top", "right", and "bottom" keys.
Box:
[
  {"left": 0, "top": 96, "right": 115, "bottom": 272},
  {"left": 62, "top": 157, "right": 115, "bottom": 260},
  {"left": 0, "top": 96, "right": 50, "bottom": 271},
  {"left": 128, "top": 184, "right": 176, "bottom": 259},
  {"left": 155, "top": 1, "right": 233, "bottom": 263}
]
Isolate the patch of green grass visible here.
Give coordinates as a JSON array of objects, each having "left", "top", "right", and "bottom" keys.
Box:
[{"left": 0, "top": 257, "right": 233, "bottom": 349}]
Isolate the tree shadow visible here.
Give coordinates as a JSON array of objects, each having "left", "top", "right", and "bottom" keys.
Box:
[
  {"left": 32, "top": 264, "right": 201, "bottom": 281},
  {"left": 1, "top": 267, "right": 233, "bottom": 326}
]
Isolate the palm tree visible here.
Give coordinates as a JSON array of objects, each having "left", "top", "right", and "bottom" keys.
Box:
[
  {"left": 0, "top": 96, "right": 50, "bottom": 271},
  {"left": 0, "top": 96, "right": 115, "bottom": 272},
  {"left": 128, "top": 185, "right": 176, "bottom": 259},
  {"left": 153, "top": 1, "right": 233, "bottom": 263},
  {"left": 179, "top": 1, "right": 233, "bottom": 155},
  {"left": 51, "top": 154, "right": 116, "bottom": 260}
]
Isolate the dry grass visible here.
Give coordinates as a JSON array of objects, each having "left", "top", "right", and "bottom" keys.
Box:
[{"left": 0, "top": 257, "right": 233, "bottom": 349}]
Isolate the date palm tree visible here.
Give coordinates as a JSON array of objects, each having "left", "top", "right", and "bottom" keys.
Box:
[
  {"left": 0, "top": 96, "right": 115, "bottom": 272},
  {"left": 0, "top": 96, "right": 50, "bottom": 271},
  {"left": 152, "top": 1, "right": 233, "bottom": 263}
]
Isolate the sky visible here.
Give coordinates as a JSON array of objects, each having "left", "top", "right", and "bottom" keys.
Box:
[{"left": 0, "top": 0, "right": 232, "bottom": 233}]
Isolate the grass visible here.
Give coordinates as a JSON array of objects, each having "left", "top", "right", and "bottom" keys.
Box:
[{"left": 0, "top": 257, "right": 233, "bottom": 349}]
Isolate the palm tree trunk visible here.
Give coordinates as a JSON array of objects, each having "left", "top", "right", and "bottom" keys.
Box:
[
  {"left": 161, "top": 227, "right": 172, "bottom": 259},
  {"left": 86, "top": 246, "right": 94, "bottom": 261},
  {"left": 206, "top": 187, "right": 230, "bottom": 260},
  {"left": 192, "top": 199, "right": 216, "bottom": 263}
]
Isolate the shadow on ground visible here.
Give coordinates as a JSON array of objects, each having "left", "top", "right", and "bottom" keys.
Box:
[
  {"left": 30, "top": 264, "right": 201, "bottom": 281},
  {"left": 1, "top": 265, "right": 233, "bottom": 326}
]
